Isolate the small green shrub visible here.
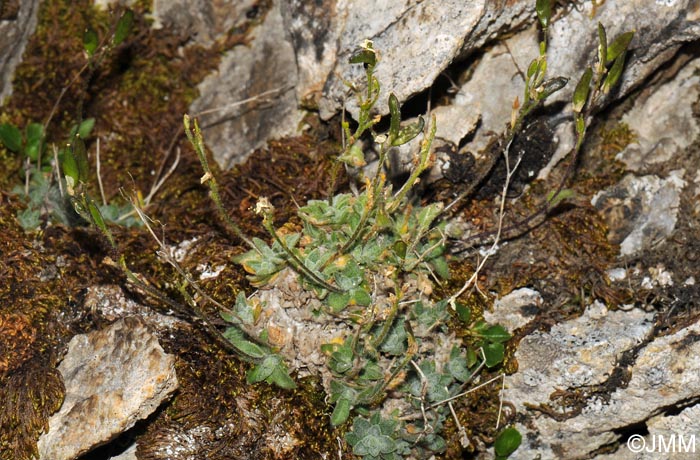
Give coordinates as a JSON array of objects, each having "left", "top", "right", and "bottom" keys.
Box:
[
  {"left": 183, "top": 4, "right": 634, "bottom": 457},
  {"left": 186, "top": 39, "right": 515, "bottom": 459},
  {"left": 0, "top": 9, "right": 137, "bottom": 234},
  {"left": 50, "top": 1, "right": 634, "bottom": 458}
]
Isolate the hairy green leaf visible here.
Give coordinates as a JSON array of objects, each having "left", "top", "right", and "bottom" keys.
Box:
[
  {"left": 331, "top": 398, "right": 352, "bottom": 426},
  {"left": 247, "top": 355, "right": 278, "bottom": 383},
  {"left": 268, "top": 364, "right": 296, "bottom": 389},
  {"left": 223, "top": 327, "right": 267, "bottom": 359}
]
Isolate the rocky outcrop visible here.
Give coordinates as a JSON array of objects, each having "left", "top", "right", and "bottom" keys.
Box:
[
  {"left": 505, "top": 303, "right": 700, "bottom": 459},
  {"left": 37, "top": 317, "right": 178, "bottom": 460},
  {"left": 0, "top": 0, "right": 40, "bottom": 102}
]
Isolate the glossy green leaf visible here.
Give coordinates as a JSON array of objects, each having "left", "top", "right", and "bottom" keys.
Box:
[
  {"left": 393, "top": 240, "right": 407, "bottom": 259},
  {"left": 71, "top": 135, "right": 89, "bottom": 184},
  {"left": 83, "top": 28, "right": 98, "bottom": 56},
  {"left": 87, "top": 200, "right": 103, "bottom": 227},
  {"left": 25, "top": 122, "right": 43, "bottom": 144},
  {"left": 602, "top": 50, "right": 627, "bottom": 94},
  {"left": 349, "top": 45, "right": 376, "bottom": 67},
  {"left": 392, "top": 116, "right": 425, "bottom": 146},
  {"left": 61, "top": 146, "right": 79, "bottom": 193},
  {"left": 538, "top": 76, "right": 568, "bottom": 100},
  {"left": 482, "top": 325, "right": 511, "bottom": 343},
  {"left": 597, "top": 23, "right": 607, "bottom": 69},
  {"left": 536, "top": 0, "right": 551, "bottom": 30},
  {"left": 483, "top": 342, "right": 505, "bottom": 367},
  {"left": 78, "top": 118, "right": 96, "bottom": 138},
  {"left": 24, "top": 140, "right": 41, "bottom": 162},
  {"left": 113, "top": 9, "right": 134, "bottom": 46},
  {"left": 388, "top": 93, "right": 401, "bottom": 140},
  {"left": 495, "top": 426, "right": 522, "bottom": 458},
  {"left": 572, "top": 67, "right": 592, "bottom": 113},
  {"left": 466, "top": 347, "right": 478, "bottom": 368},
  {"left": 0, "top": 123, "right": 22, "bottom": 153},
  {"left": 455, "top": 302, "right": 471, "bottom": 323},
  {"left": 546, "top": 188, "right": 575, "bottom": 208},
  {"left": 526, "top": 58, "right": 538, "bottom": 79},
  {"left": 607, "top": 31, "right": 634, "bottom": 64}
]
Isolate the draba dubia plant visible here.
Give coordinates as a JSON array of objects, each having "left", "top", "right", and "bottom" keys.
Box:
[
  {"left": 66, "top": 1, "right": 632, "bottom": 458},
  {"left": 183, "top": 3, "right": 634, "bottom": 458},
  {"left": 185, "top": 39, "right": 516, "bottom": 459},
  {"left": 0, "top": 9, "right": 139, "bottom": 232}
]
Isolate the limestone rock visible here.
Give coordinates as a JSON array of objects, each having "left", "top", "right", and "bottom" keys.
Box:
[
  {"left": 0, "top": 0, "right": 40, "bottom": 103},
  {"left": 189, "top": 0, "right": 302, "bottom": 168},
  {"left": 592, "top": 171, "right": 686, "bottom": 257},
  {"left": 37, "top": 316, "right": 178, "bottom": 460},
  {"left": 317, "top": 0, "right": 532, "bottom": 120},
  {"left": 485, "top": 287, "right": 543, "bottom": 332},
  {"left": 616, "top": 56, "right": 700, "bottom": 173},
  {"left": 590, "top": 56, "right": 698, "bottom": 256},
  {"left": 506, "top": 304, "right": 700, "bottom": 459},
  {"left": 150, "top": 0, "right": 257, "bottom": 47},
  {"left": 434, "top": 0, "right": 700, "bottom": 172},
  {"left": 596, "top": 404, "right": 700, "bottom": 459}
]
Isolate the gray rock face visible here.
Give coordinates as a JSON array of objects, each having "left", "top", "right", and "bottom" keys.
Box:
[
  {"left": 150, "top": 0, "right": 257, "bottom": 47},
  {"left": 485, "top": 287, "right": 543, "bottom": 332},
  {"left": 0, "top": 0, "right": 40, "bottom": 103},
  {"left": 504, "top": 302, "right": 700, "bottom": 459},
  {"left": 191, "top": 0, "right": 700, "bottom": 171},
  {"left": 596, "top": 404, "right": 700, "bottom": 460},
  {"left": 616, "top": 56, "right": 700, "bottom": 173},
  {"left": 591, "top": 56, "right": 700, "bottom": 257},
  {"left": 593, "top": 171, "right": 686, "bottom": 257},
  {"left": 190, "top": 0, "right": 302, "bottom": 168},
  {"left": 316, "top": 0, "right": 532, "bottom": 120},
  {"left": 37, "top": 317, "right": 178, "bottom": 460}
]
